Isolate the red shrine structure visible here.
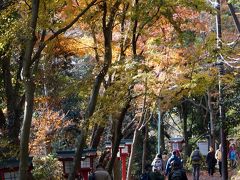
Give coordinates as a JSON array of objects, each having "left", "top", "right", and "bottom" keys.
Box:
[
  {"left": 0, "top": 158, "right": 33, "bottom": 180},
  {"left": 56, "top": 148, "right": 97, "bottom": 180},
  {"left": 169, "top": 137, "right": 185, "bottom": 151},
  {"left": 105, "top": 139, "right": 133, "bottom": 180}
]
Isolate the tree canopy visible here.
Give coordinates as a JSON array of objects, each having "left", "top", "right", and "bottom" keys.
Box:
[{"left": 0, "top": 0, "right": 240, "bottom": 179}]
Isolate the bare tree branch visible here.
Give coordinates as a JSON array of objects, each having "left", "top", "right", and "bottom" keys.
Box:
[
  {"left": 182, "top": 98, "right": 208, "bottom": 111},
  {"left": 31, "top": 0, "right": 97, "bottom": 63}
]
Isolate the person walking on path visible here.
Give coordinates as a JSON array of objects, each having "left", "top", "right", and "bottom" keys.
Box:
[
  {"left": 215, "top": 144, "right": 222, "bottom": 177},
  {"left": 151, "top": 153, "right": 164, "bottom": 175},
  {"left": 190, "top": 146, "right": 203, "bottom": 180},
  {"left": 206, "top": 146, "right": 217, "bottom": 176},
  {"left": 89, "top": 163, "right": 111, "bottom": 180},
  {"left": 149, "top": 153, "right": 164, "bottom": 180},
  {"left": 165, "top": 150, "right": 182, "bottom": 177},
  {"left": 228, "top": 144, "right": 237, "bottom": 169},
  {"left": 168, "top": 160, "right": 188, "bottom": 180}
]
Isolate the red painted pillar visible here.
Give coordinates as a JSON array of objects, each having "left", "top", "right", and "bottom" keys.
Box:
[
  {"left": 121, "top": 155, "right": 127, "bottom": 180},
  {"left": 0, "top": 170, "right": 4, "bottom": 180},
  {"left": 81, "top": 171, "right": 88, "bottom": 180}
]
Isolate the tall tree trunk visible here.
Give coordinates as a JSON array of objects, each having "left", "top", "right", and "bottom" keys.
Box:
[
  {"left": 207, "top": 90, "right": 215, "bottom": 150},
  {"left": 1, "top": 54, "right": 24, "bottom": 142},
  {"left": 160, "top": 114, "right": 165, "bottom": 151},
  {"left": 19, "top": 79, "right": 35, "bottom": 179},
  {"left": 131, "top": 0, "right": 138, "bottom": 57},
  {"left": 113, "top": 159, "right": 121, "bottom": 180},
  {"left": 126, "top": 127, "right": 141, "bottom": 180},
  {"left": 181, "top": 101, "right": 189, "bottom": 157},
  {"left": 90, "top": 125, "right": 105, "bottom": 149},
  {"left": 16, "top": 0, "right": 97, "bottom": 178},
  {"left": 127, "top": 76, "right": 147, "bottom": 178},
  {"left": 19, "top": 0, "right": 39, "bottom": 179},
  {"left": 68, "top": 132, "right": 86, "bottom": 180},
  {"left": 227, "top": 2, "right": 240, "bottom": 33},
  {"left": 142, "top": 122, "right": 148, "bottom": 174},
  {"left": 215, "top": 1, "right": 228, "bottom": 178},
  {"left": 68, "top": 1, "right": 121, "bottom": 179},
  {"left": 107, "top": 98, "right": 131, "bottom": 174},
  {"left": 90, "top": 1, "right": 130, "bottom": 149},
  {"left": 119, "top": 2, "right": 129, "bottom": 61},
  {"left": 126, "top": 109, "right": 147, "bottom": 180},
  {"left": 2, "top": 56, "right": 20, "bottom": 141}
]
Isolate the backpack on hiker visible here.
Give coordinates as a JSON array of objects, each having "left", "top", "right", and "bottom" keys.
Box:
[
  {"left": 171, "top": 169, "right": 182, "bottom": 180},
  {"left": 153, "top": 159, "right": 163, "bottom": 172},
  {"left": 230, "top": 150, "right": 237, "bottom": 160},
  {"left": 191, "top": 150, "right": 201, "bottom": 162},
  {"left": 170, "top": 168, "right": 187, "bottom": 180}
]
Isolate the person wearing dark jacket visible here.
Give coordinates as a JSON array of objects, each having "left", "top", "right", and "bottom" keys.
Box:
[
  {"left": 91, "top": 164, "right": 111, "bottom": 180},
  {"left": 168, "top": 160, "right": 188, "bottom": 180},
  {"left": 190, "top": 147, "right": 203, "bottom": 180},
  {"left": 165, "top": 150, "right": 182, "bottom": 176},
  {"left": 206, "top": 146, "right": 217, "bottom": 176}
]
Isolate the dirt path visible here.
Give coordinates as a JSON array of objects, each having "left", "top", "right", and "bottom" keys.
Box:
[
  {"left": 187, "top": 171, "right": 222, "bottom": 180},
  {"left": 187, "top": 168, "right": 237, "bottom": 180}
]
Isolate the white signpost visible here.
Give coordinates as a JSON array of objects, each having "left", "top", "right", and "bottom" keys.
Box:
[{"left": 197, "top": 141, "right": 208, "bottom": 156}]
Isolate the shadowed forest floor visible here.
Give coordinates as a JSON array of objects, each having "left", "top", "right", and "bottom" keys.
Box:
[{"left": 186, "top": 168, "right": 238, "bottom": 180}]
